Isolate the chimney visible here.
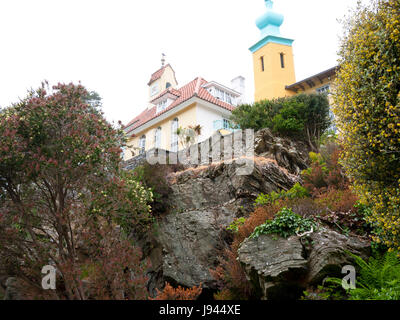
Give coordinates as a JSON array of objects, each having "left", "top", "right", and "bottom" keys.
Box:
[{"left": 231, "top": 76, "right": 246, "bottom": 105}]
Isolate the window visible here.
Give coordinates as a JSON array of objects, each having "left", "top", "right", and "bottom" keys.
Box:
[
  {"left": 223, "top": 119, "right": 231, "bottom": 130},
  {"left": 280, "top": 53, "right": 285, "bottom": 68},
  {"left": 139, "top": 135, "right": 146, "bottom": 154},
  {"left": 157, "top": 99, "right": 168, "bottom": 113},
  {"left": 316, "top": 85, "right": 330, "bottom": 94},
  {"left": 150, "top": 84, "right": 159, "bottom": 96},
  {"left": 166, "top": 82, "right": 172, "bottom": 89},
  {"left": 225, "top": 93, "right": 232, "bottom": 104},
  {"left": 155, "top": 127, "right": 162, "bottom": 149},
  {"left": 215, "top": 88, "right": 225, "bottom": 101},
  {"left": 171, "top": 118, "right": 179, "bottom": 152},
  {"left": 260, "top": 56, "right": 265, "bottom": 72}
]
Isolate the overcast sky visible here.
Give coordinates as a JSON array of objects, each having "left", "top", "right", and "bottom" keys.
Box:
[{"left": 0, "top": 0, "right": 369, "bottom": 125}]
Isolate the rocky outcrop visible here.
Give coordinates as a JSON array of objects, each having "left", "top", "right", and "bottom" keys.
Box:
[
  {"left": 132, "top": 129, "right": 370, "bottom": 299},
  {"left": 254, "top": 128, "right": 309, "bottom": 175},
  {"left": 238, "top": 234, "right": 308, "bottom": 300},
  {"left": 145, "top": 158, "right": 300, "bottom": 295},
  {"left": 238, "top": 228, "right": 371, "bottom": 300}
]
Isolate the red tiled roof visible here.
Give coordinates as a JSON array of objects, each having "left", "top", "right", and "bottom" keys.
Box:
[
  {"left": 125, "top": 77, "right": 236, "bottom": 136},
  {"left": 147, "top": 64, "right": 172, "bottom": 85},
  {"left": 150, "top": 87, "right": 181, "bottom": 103}
]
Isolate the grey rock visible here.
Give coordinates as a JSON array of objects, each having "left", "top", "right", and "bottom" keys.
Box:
[
  {"left": 306, "top": 228, "right": 371, "bottom": 285},
  {"left": 237, "top": 228, "right": 371, "bottom": 300},
  {"left": 238, "top": 235, "right": 308, "bottom": 300}
]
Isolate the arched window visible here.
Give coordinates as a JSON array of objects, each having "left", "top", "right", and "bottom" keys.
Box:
[
  {"left": 171, "top": 118, "right": 179, "bottom": 152},
  {"left": 139, "top": 135, "right": 146, "bottom": 154},
  {"left": 155, "top": 127, "right": 162, "bottom": 149},
  {"left": 166, "top": 82, "right": 172, "bottom": 89}
]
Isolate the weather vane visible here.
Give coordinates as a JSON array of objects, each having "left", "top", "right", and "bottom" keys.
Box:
[{"left": 161, "top": 53, "right": 166, "bottom": 67}]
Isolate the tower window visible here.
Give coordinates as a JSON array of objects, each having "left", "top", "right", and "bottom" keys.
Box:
[
  {"left": 280, "top": 53, "right": 285, "bottom": 69},
  {"left": 260, "top": 56, "right": 265, "bottom": 72}
]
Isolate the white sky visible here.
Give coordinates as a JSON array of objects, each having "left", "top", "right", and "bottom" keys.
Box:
[{"left": 0, "top": 0, "right": 369, "bottom": 125}]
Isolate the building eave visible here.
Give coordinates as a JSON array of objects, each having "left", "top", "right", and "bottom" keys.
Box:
[{"left": 285, "top": 66, "right": 339, "bottom": 92}]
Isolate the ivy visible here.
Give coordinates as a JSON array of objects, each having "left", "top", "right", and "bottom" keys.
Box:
[{"left": 250, "top": 207, "right": 317, "bottom": 239}]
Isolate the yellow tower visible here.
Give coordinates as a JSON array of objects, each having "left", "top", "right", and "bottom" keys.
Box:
[{"left": 250, "top": 0, "right": 296, "bottom": 102}]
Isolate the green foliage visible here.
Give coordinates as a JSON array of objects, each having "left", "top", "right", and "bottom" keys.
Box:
[
  {"left": 325, "top": 251, "right": 400, "bottom": 300},
  {"left": 0, "top": 82, "right": 152, "bottom": 299},
  {"left": 332, "top": 0, "right": 400, "bottom": 251},
  {"left": 254, "top": 183, "right": 309, "bottom": 207},
  {"left": 250, "top": 207, "right": 316, "bottom": 239},
  {"left": 227, "top": 217, "right": 246, "bottom": 233},
  {"left": 231, "top": 93, "right": 331, "bottom": 150},
  {"left": 301, "top": 285, "right": 346, "bottom": 301},
  {"left": 301, "top": 144, "right": 349, "bottom": 194}
]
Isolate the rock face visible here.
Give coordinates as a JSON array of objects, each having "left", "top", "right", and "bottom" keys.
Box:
[
  {"left": 238, "top": 228, "right": 371, "bottom": 300},
  {"left": 254, "top": 128, "right": 309, "bottom": 175},
  {"left": 146, "top": 159, "right": 300, "bottom": 295},
  {"left": 238, "top": 235, "right": 308, "bottom": 300},
  {"left": 134, "top": 129, "right": 370, "bottom": 299}
]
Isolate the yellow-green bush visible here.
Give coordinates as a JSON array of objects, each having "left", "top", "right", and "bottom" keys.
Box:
[{"left": 333, "top": 0, "right": 400, "bottom": 251}]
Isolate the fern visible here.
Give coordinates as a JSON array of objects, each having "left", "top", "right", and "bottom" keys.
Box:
[{"left": 325, "top": 251, "right": 400, "bottom": 300}]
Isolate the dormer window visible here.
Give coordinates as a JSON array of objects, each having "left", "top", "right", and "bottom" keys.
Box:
[
  {"left": 214, "top": 88, "right": 234, "bottom": 105},
  {"left": 202, "top": 82, "right": 240, "bottom": 106},
  {"left": 156, "top": 99, "right": 172, "bottom": 113}
]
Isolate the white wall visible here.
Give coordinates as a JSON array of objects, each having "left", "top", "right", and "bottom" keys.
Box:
[{"left": 196, "top": 103, "right": 230, "bottom": 143}]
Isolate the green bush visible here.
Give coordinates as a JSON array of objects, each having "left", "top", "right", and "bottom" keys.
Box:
[
  {"left": 226, "top": 217, "right": 246, "bottom": 233},
  {"left": 230, "top": 93, "right": 331, "bottom": 150},
  {"left": 250, "top": 207, "right": 316, "bottom": 239},
  {"left": 255, "top": 183, "right": 309, "bottom": 207}
]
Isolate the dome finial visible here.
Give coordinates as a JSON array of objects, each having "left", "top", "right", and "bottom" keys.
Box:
[
  {"left": 256, "top": 0, "right": 284, "bottom": 38},
  {"left": 265, "top": 0, "right": 273, "bottom": 9}
]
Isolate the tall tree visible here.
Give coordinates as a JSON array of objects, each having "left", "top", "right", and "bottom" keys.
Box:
[
  {"left": 333, "top": 0, "right": 400, "bottom": 250},
  {"left": 0, "top": 82, "right": 153, "bottom": 299}
]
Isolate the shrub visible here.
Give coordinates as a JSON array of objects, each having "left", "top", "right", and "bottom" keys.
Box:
[
  {"left": 230, "top": 93, "right": 331, "bottom": 150},
  {"left": 0, "top": 83, "right": 153, "bottom": 299},
  {"left": 150, "top": 282, "right": 202, "bottom": 300},
  {"left": 226, "top": 217, "right": 246, "bottom": 233},
  {"left": 302, "top": 144, "right": 348, "bottom": 196},
  {"left": 250, "top": 207, "right": 317, "bottom": 239},
  {"left": 212, "top": 204, "right": 281, "bottom": 300},
  {"left": 211, "top": 248, "right": 255, "bottom": 300},
  {"left": 232, "top": 204, "right": 281, "bottom": 252},
  {"left": 332, "top": 0, "right": 400, "bottom": 251},
  {"left": 255, "top": 183, "right": 309, "bottom": 207}
]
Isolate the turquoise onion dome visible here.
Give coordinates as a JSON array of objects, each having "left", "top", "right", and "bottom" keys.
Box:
[{"left": 255, "top": 0, "right": 284, "bottom": 37}]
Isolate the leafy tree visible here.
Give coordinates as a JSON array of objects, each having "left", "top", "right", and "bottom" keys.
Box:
[
  {"left": 230, "top": 93, "right": 331, "bottom": 150},
  {"left": 332, "top": 0, "right": 400, "bottom": 251},
  {"left": 0, "top": 82, "right": 153, "bottom": 299}
]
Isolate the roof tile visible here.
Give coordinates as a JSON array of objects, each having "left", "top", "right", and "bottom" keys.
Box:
[{"left": 125, "top": 77, "right": 236, "bottom": 136}]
